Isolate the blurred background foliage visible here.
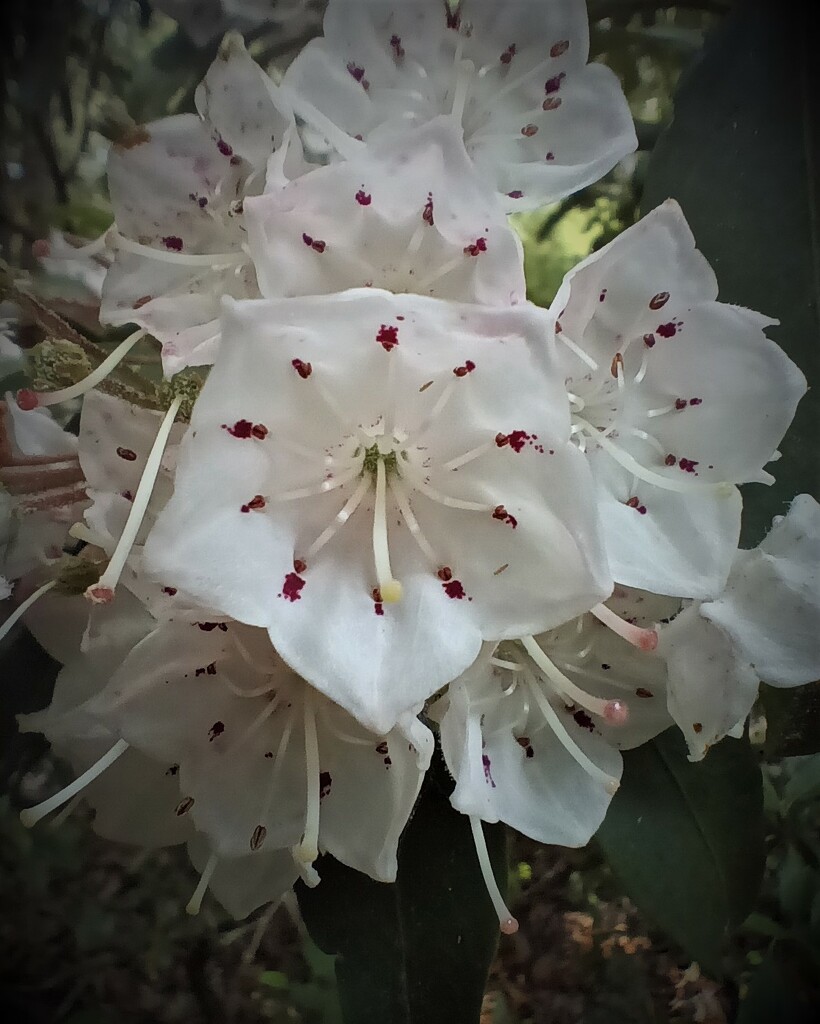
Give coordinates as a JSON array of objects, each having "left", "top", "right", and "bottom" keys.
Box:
[{"left": 1, "top": 1, "right": 818, "bottom": 1022}]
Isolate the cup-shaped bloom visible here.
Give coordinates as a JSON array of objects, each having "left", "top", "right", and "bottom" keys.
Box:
[
  {"left": 100, "top": 34, "right": 299, "bottom": 374},
  {"left": 245, "top": 116, "right": 525, "bottom": 305},
  {"left": 660, "top": 494, "right": 820, "bottom": 759},
  {"left": 550, "top": 200, "right": 807, "bottom": 599},
  {"left": 142, "top": 290, "right": 611, "bottom": 733},
  {"left": 282, "top": 0, "right": 637, "bottom": 212},
  {"left": 91, "top": 615, "right": 433, "bottom": 882}
]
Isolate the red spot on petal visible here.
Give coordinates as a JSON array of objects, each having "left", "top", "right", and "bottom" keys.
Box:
[
  {"left": 665, "top": 454, "right": 677, "bottom": 466},
  {"left": 550, "top": 39, "right": 569, "bottom": 58},
  {"left": 312, "top": 239, "right": 326, "bottom": 253},
  {"left": 443, "top": 578, "right": 466, "bottom": 599},
  {"left": 292, "top": 358, "right": 312, "bottom": 379},
  {"left": 355, "top": 189, "right": 372, "bottom": 206},
  {"left": 422, "top": 192, "right": 434, "bottom": 225},
  {"left": 657, "top": 321, "right": 680, "bottom": 338},
  {"left": 116, "top": 446, "right": 137, "bottom": 461},
  {"left": 437, "top": 566, "right": 453, "bottom": 582},
  {"left": 463, "top": 236, "right": 488, "bottom": 256},
  {"left": 521, "top": 123, "right": 538, "bottom": 137},
  {"left": 208, "top": 721, "right": 225, "bottom": 741},
  {"left": 216, "top": 138, "right": 233, "bottom": 157},
  {"left": 251, "top": 423, "right": 268, "bottom": 440},
  {"left": 302, "top": 232, "right": 313, "bottom": 246},
  {"left": 497, "top": 429, "right": 532, "bottom": 453},
  {"left": 453, "top": 360, "right": 476, "bottom": 377},
  {"left": 492, "top": 504, "right": 518, "bottom": 528},
  {"left": 346, "top": 62, "right": 368, "bottom": 88},
  {"left": 134, "top": 294, "right": 152, "bottom": 309},
  {"left": 280, "top": 572, "right": 306, "bottom": 602},
  {"left": 545, "top": 151, "right": 555, "bottom": 161},
  {"left": 372, "top": 587, "right": 385, "bottom": 616},
  {"left": 545, "top": 72, "right": 565, "bottom": 94},
  {"left": 500, "top": 43, "right": 516, "bottom": 64},
  {"left": 390, "top": 34, "right": 405, "bottom": 59},
  {"left": 599, "top": 288, "right": 608, "bottom": 302},
  {"left": 162, "top": 236, "right": 183, "bottom": 252},
  {"left": 507, "top": 190, "right": 524, "bottom": 199},
  {"left": 240, "top": 494, "right": 266, "bottom": 513},
  {"left": 649, "top": 291, "right": 669, "bottom": 310},
  {"left": 319, "top": 771, "right": 332, "bottom": 798},
  {"left": 690, "top": 397, "right": 703, "bottom": 406},
  {"left": 636, "top": 688, "right": 653, "bottom": 698},
  {"left": 573, "top": 709, "right": 595, "bottom": 732},
  {"left": 643, "top": 332, "right": 656, "bottom": 348},
  {"left": 679, "top": 457, "right": 699, "bottom": 474},
  {"left": 675, "top": 398, "right": 687, "bottom": 410},
  {"left": 222, "top": 419, "right": 252, "bottom": 438},
  {"left": 376, "top": 324, "right": 399, "bottom": 350},
  {"left": 162, "top": 586, "right": 177, "bottom": 596}
]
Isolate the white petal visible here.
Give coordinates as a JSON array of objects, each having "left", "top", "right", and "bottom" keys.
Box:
[
  {"left": 187, "top": 837, "right": 299, "bottom": 920},
  {"left": 701, "top": 495, "right": 820, "bottom": 687}
]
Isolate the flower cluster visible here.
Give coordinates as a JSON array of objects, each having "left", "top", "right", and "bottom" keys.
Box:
[{"left": 3, "top": 1, "right": 819, "bottom": 932}]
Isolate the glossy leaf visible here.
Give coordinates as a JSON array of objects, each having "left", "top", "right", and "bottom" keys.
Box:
[{"left": 596, "top": 729, "right": 764, "bottom": 971}]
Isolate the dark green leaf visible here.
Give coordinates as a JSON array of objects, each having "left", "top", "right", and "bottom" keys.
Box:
[
  {"left": 736, "top": 941, "right": 820, "bottom": 1024},
  {"left": 296, "top": 754, "right": 506, "bottom": 1024},
  {"left": 597, "top": 729, "right": 764, "bottom": 971},
  {"left": 761, "top": 682, "right": 820, "bottom": 758},
  {"left": 641, "top": 0, "right": 820, "bottom": 543}
]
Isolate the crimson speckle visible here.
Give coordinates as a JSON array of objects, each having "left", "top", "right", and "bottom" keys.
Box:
[
  {"left": 675, "top": 398, "right": 688, "bottom": 410},
  {"left": 292, "top": 358, "right": 312, "bottom": 379},
  {"left": 376, "top": 741, "right": 389, "bottom": 755},
  {"left": 599, "top": 288, "right": 607, "bottom": 302},
  {"left": 390, "top": 34, "right": 405, "bottom": 59},
  {"left": 657, "top": 321, "right": 680, "bottom": 338},
  {"left": 679, "top": 457, "right": 699, "bottom": 474},
  {"left": 312, "top": 239, "right": 326, "bottom": 253},
  {"left": 240, "top": 494, "right": 266, "bottom": 513},
  {"left": 545, "top": 72, "right": 565, "bottom": 94},
  {"left": 492, "top": 504, "right": 518, "bottom": 529},
  {"left": 208, "top": 721, "right": 225, "bottom": 741},
  {"left": 294, "top": 558, "right": 307, "bottom": 574},
  {"left": 521, "top": 123, "right": 538, "bottom": 137},
  {"left": 166, "top": 764, "right": 179, "bottom": 776},
  {"left": 502, "top": 430, "right": 532, "bottom": 453},
  {"left": 443, "top": 579, "right": 466, "bottom": 599},
  {"left": 636, "top": 687, "right": 654, "bottom": 698},
  {"left": 643, "top": 332, "right": 656, "bottom": 348},
  {"left": 372, "top": 588, "right": 385, "bottom": 616},
  {"left": 162, "top": 586, "right": 177, "bottom": 596},
  {"left": 376, "top": 324, "right": 399, "bottom": 350},
  {"left": 463, "top": 237, "right": 487, "bottom": 256},
  {"left": 437, "top": 566, "right": 453, "bottom": 582},
  {"left": 196, "top": 621, "right": 228, "bottom": 632},
  {"left": 453, "top": 360, "right": 476, "bottom": 377},
  {"left": 482, "top": 754, "right": 496, "bottom": 787},
  {"left": 251, "top": 423, "right": 268, "bottom": 440},
  {"left": 690, "top": 397, "right": 703, "bottom": 406},
  {"left": 573, "top": 709, "right": 595, "bottom": 732},
  {"left": 116, "top": 446, "right": 137, "bottom": 461},
  {"left": 355, "top": 189, "right": 372, "bottom": 206},
  {"left": 319, "top": 771, "right": 333, "bottom": 798},
  {"left": 649, "top": 291, "right": 670, "bottom": 310},
  {"left": 665, "top": 454, "right": 677, "bottom": 466},
  {"left": 507, "top": 190, "right": 524, "bottom": 199},
  {"left": 545, "top": 151, "right": 555, "bottom": 161},
  {"left": 500, "top": 43, "right": 516, "bottom": 64},
  {"left": 346, "top": 62, "right": 369, "bottom": 88},
  {"left": 162, "top": 236, "right": 183, "bottom": 251},
  {"left": 550, "top": 39, "right": 569, "bottom": 57},
  {"left": 216, "top": 138, "right": 233, "bottom": 157},
  {"left": 542, "top": 96, "right": 562, "bottom": 111},
  {"left": 222, "top": 419, "right": 252, "bottom": 438},
  {"left": 445, "top": 7, "right": 461, "bottom": 29},
  {"left": 423, "top": 192, "right": 434, "bottom": 225},
  {"left": 280, "top": 572, "right": 306, "bottom": 602},
  {"left": 516, "top": 736, "right": 534, "bottom": 758},
  {"left": 693, "top": 722, "right": 703, "bottom": 734}
]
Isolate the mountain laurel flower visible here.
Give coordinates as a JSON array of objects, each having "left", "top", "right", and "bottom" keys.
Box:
[
  {"left": 141, "top": 290, "right": 611, "bottom": 734},
  {"left": 550, "top": 200, "right": 807, "bottom": 600},
  {"left": 282, "top": 0, "right": 637, "bottom": 212},
  {"left": 100, "top": 33, "right": 301, "bottom": 375},
  {"left": 659, "top": 494, "right": 820, "bottom": 760},
  {"left": 244, "top": 116, "right": 526, "bottom": 305}
]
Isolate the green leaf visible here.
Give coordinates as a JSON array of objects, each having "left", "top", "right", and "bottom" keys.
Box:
[
  {"left": 761, "top": 682, "right": 820, "bottom": 758},
  {"left": 295, "top": 754, "right": 507, "bottom": 1024},
  {"left": 736, "top": 941, "right": 820, "bottom": 1024},
  {"left": 596, "top": 728, "right": 764, "bottom": 971},
  {"left": 641, "top": 0, "right": 819, "bottom": 544}
]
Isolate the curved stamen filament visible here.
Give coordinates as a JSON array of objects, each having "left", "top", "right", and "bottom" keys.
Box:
[
  {"left": 415, "top": 254, "right": 465, "bottom": 291},
  {"left": 186, "top": 852, "right": 218, "bottom": 915},
  {"left": 25, "top": 329, "right": 147, "bottom": 408},
  {"left": 305, "top": 474, "right": 370, "bottom": 559},
  {"left": 297, "top": 695, "right": 321, "bottom": 865},
  {"left": 258, "top": 706, "right": 297, "bottom": 825},
  {"left": 222, "top": 673, "right": 277, "bottom": 698},
  {"left": 233, "top": 694, "right": 283, "bottom": 749},
  {"left": 520, "top": 635, "right": 628, "bottom": 724},
  {"left": 633, "top": 350, "right": 650, "bottom": 385},
  {"left": 623, "top": 426, "right": 665, "bottom": 456},
  {"left": 373, "top": 460, "right": 402, "bottom": 603},
  {"left": 86, "top": 396, "right": 182, "bottom": 603},
  {"left": 0, "top": 579, "right": 57, "bottom": 644},
  {"left": 559, "top": 335, "right": 599, "bottom": 372},
  {"left": 491, "top": 657, "right": 525, "bottom": 672},
  {"left": 111, "top": 230, "right": 246, "bottom": 267},
  {"left": 318, "top": 706, "right": 375, "bottom": 746},
  {"left": 591, "top": 602, "right": 658, "bottom": 652},
  {"left": 398, "top": 461, "right": 494, "bottom": 512},
  {"left": 275, "top": 460, "right": 364, "bottom": 502},
  {"left": 574, "top": 417, "right": 725, "bottom": 493},
  {"left": 443, "top": 440, "right": 494, "bottom": 471},
  {"left": 390, "top": 476, "right": 438, "bottom": 565},
  {"left": 20, "top": 738, "right": 129, "bottom": 828},
  {"left": 646, "top": 403, "right": 677, "bottom": 419},
  {"left": 469, "top": 816, "right": 518, "bottom": 935},
  {"left": 277, "top": 83, "right": 366, "bottom": 161},
  {"left": 526, "top": 678, "right": 620, "bottom": 794}
]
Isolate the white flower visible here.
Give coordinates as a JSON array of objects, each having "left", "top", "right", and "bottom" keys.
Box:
[
  {"left": 281, "top": 0, "right": 637, "bottom": 211},
  {"left": 100, "top": 33, "right": 300, "bottom": 374},
  {"left": 660, "top": 494, "right": 820, "bottom": 760},
  {"left": 245, "top": 116, "right": 526, "bottom": 304},
  {"left": 90, "top": 614, "right": 433, "bottom": 882},
  {"left": 142, "top": 289, "right": 611, "bottom": 733},
  {"left": 550, "top": 200, "right": 807, "bottom": 599}
]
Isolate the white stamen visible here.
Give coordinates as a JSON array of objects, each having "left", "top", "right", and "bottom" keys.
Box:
[
  {"left": 443, "top": 440, "right": 494, "bottom": 471},
  {"left": 373, "top": 460, "right": 402, "bottom": 603},
  {"left": 258, "top": 705, "right": 297, "bottom": 824},
  {"left": 398, "top": 461, "right": 494, "bottom": 512},
  {"left": 526, "top": 678, "right": 620, "bottom": 793},
  {"left": 186, "top": 852, "right": 218, "bottom": 915},
  {"left": 0, "top": 579, "right": 57, "bottom": 644},
  {"left": 468, "top": 816, "right": 518, "bottom": 935},
  {"left": 20, "top": 738, "right": 129, "bottom": 828},
  {"left": 390, "top": 476, "right": 438, "bottom": 565},
  {"left": 69, "top": 521, "right": 107, "bottom": 547},
  {"left": 633, "top": 349, "right": 650, "bottom": 385},
  {"left": 491, "top": 657, "right": 525, "bottom": 672},
  {"left": 318, "top": 707, "right": 375, "bottom": 746},
  {"left": 297, "top": 695, "right": 321, "bottom": 864},
  {"left": 234, "top": 694, "right": 283, "bottom": 748},
  {"left": 111, "top": 231, "right": 246, "bottom": 267},
  {"left": 520, "top": 635, "right": 628, "bottom": 723},
  {"left": 411, "top": 379, "right": 456, "bottom": 437},
  {"left": 305, "top": 474, "right": 370, "bottom": 559},
  {"left": 415, "top": 254, "right": 465, "bottom": 291},
  {"left": 559, "top": 335, "right": 599, "bottom": 371},
  {"left": 566, "top": 391, "right": 586, "bottom": 412},
  {"left": 275, "top": 461, "right": 364, "bottom": 502},
  {"left": 574, "top": 417, "right": 725, "bottom": 493},
  {"left": 451, "top": 57, "right": 475, "bottom": 122},
  {"left": 591, "top": 602, "right": 658, "bottom": 652},
  {"left": 646, "top": 403, "right": 677, "bottom": 418},
  {"left": 490, "top": 55, "right": 553, "bottom": 103},
  {"left": 86, "top": 396, "right": 182, "bottom": 602},
  {"left": 623, "top": 426, "right": 665, "bottom": 457},
  {"left": 33, "top": 329, "right": 147, "bottom": 407},
  {"left": 277, "top": 83, "right": 366, "bottom": 161}
]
